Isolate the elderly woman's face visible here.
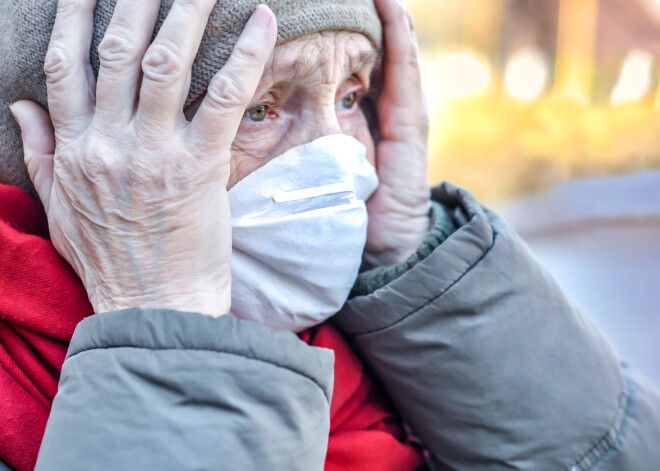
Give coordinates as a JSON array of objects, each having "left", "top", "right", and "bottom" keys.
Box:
[{"left": 185, "top": 31, "right": 378, "bottom": 188}]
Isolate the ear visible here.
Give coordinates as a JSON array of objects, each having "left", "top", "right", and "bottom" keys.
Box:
[{"left": 10, "top": 101, "right": 56, "bottom": 213}]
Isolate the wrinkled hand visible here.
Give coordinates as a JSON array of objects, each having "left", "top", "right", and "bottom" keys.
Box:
[
  {"left": 10, "top": 0, "right": 277, "bottom": 317},
  {"left": 365, "top": 0, "right": 431, "bottom": 267}
]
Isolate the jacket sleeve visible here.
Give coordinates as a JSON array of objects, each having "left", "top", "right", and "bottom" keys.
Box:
[
  {"left": 334, "top": 182, "right": 660, "bottom": 470},
  {"left": 35, "top": 308, "right": 334, "bottom": 471}
]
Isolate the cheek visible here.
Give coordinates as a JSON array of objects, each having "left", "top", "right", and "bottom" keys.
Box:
[
  {"left": 227, "top": 150, "right": 261, "bottom": 190},
  {"left": 340, "top": 112, "right": 376, "bottom": 167},
  {"left": 228, "top": 121, "right": 290, "bottom": 189}
]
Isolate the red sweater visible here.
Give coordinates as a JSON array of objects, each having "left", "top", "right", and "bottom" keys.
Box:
[{"left": 0, "top": 183, "right": 424, "bottom": 471}]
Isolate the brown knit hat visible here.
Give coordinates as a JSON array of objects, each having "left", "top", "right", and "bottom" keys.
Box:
[{"left": 0, "top": 0, "right": 382, "bottom": 197}]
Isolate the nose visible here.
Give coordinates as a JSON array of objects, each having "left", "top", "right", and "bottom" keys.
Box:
[{"left": 291, "top": 100, "right": 343, "bottom": 145}]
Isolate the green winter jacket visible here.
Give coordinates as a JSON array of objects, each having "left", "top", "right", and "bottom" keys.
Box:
[{"left": 31, "top": 183, "right": 660, "bottom": 470}]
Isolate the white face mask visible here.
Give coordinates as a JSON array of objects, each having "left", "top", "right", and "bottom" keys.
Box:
[{"left": 228, "top": 134, "right": 379, "bottom": 332}]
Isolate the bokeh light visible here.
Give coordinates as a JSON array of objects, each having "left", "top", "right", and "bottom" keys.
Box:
[
  {"left": 434, "top": 52, "right": 492, "bottom": 101},
  {"left": 610, "top": 49, "right": 654, "bottom": 105},
  {"left": 504, "top": 48, "right": 549, "bottom": 102},
  {"left": 406, "top": 0, "right": 660, "bottom": 202}
]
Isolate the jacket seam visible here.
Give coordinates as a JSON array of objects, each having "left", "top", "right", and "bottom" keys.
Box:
[
  {"left": 569, "top": 377, "right": 630, "bottom": 471},
  {"left": 353, "top": 226, "right": 498, "bottom": 337},
  {"left": 67, "top": 345, "right": 332, "bottom": 402}
]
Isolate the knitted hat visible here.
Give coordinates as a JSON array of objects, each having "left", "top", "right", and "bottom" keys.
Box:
[{"left": 0, "top": 0, "right": 382, "bottom": 197}]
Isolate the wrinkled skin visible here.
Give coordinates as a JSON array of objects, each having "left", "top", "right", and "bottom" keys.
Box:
[
  {"left": 10, "top": 0, "right": 430, "bottom": 319},
  {"left": 186, "top": 32, "right": 377, "bottom": 187}
]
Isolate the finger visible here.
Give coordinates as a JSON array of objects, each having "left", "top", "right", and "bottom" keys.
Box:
[
  {"left": 10, "top": 101, "right": 56, "bottom": 212},
  {"left": 94, "top": 0, "right": 161, "bottom": 128},
  {"left": 186, "top": 5, "right": 277, "bottom": 158},
  {"left": 373, "top": 0, "right": 423, "bottom": 106},
  {"left": 135, "top": 0, "right": 218, "bottom": 133},
  {"left": 45, "top": 0, "right": 97, "bottom": 136}
]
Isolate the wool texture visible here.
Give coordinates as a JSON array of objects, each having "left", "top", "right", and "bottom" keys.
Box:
[{"left": 0, "top": 0, "right": 382, "bottom": 196}]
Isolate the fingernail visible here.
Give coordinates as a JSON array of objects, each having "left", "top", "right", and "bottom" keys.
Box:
[
  {"left": 9, "top": 103, "right": 21, "bottom": 126},
  {"left": 249, "top": 4, "right": 273, "bottom": 29}
]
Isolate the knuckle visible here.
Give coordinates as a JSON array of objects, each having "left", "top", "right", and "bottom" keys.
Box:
[
  {"left": 205, "top": 75, "right": 249, "bottom": 110},
  {"left": 233, "top": 41, "right": 262, "bottom": 63},
  {"left": 394, "top": 5, "right": 407, "bottom": 24},
  {"left": 408, "top": 51, "right": 420, "bottom": 68},
  {"left": 98, "top": 32, "right": 140, "bottom": 68},
  {"left": 404, "top": 10, "right": 415, "bottom": 31},
  {"left": 405, "top": 10, "right": 414, "bottom": 24},
  {"left": 80, "top": 144, "right": 120, "bottom": 182},
  {"left": 44, "top": 46, "right": 75, "bottom": 82},
  {"left": 141, "top": 43, "right": 186, "bottom": 82}
]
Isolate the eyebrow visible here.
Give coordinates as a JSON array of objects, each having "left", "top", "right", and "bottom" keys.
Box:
[
  {"left": 288, "top": 56, "right": 317, "bottom": 81},
  {"left": 350, "top": 50, "right": 380, "bottom": 75}
]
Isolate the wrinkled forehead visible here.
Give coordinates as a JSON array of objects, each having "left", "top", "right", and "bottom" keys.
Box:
[{"left": 268, "top": 32, "right": 380, "bottom": 85}]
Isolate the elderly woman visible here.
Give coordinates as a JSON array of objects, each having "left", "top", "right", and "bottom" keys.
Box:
[{"left": 0, "top": 0, "right": 659, "bottom": 470}]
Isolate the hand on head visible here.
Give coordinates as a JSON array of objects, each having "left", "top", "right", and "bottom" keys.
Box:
[
  {"left": 11, "top": 0, "right": 277, "bottom": 317},
  {"left": 363, "top": 0, "right": 432, "bottom": 267}
]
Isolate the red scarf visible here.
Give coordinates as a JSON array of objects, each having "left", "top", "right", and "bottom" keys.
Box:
[{"left": 0, "top": 183, "right": 424, "bottom": 471}]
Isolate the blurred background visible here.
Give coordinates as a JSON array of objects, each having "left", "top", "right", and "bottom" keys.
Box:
[{"left": 406, "top": 0, "right": 660, "bottom": 384}]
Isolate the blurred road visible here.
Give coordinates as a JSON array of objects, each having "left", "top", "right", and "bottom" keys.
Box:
[{"left": 494, "top": 170, "right": 660, "bottom": 386}]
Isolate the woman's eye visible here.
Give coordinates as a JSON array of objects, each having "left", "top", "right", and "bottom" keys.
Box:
[
  {"left": 245, "top": 105, "right": 269, "bottom": 122},
  {"left": 338, "top": 92, "right": 358, "bottom": 110}
]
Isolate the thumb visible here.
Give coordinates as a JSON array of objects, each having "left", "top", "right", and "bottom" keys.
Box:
[{"left": 10, "top": 100, "right": 56, "bottom": 212}]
